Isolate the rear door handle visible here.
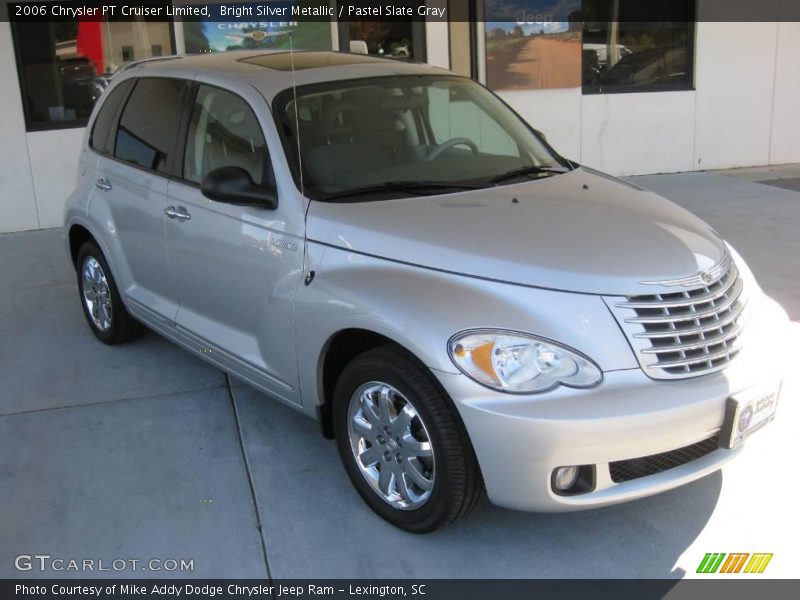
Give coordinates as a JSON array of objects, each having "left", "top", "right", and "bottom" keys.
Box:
[
  {"left": 165, "top": 206, "right": 191, "bottom": 221},
  {"left": 95, "top": 178, "right": 112, "bottom": 191}
]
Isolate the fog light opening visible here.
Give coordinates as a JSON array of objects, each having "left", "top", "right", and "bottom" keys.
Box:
[
  {"left": 554, "top": 466, "right": 579, "bottom": 491},
  {"left": 551, "top": 464, "right": 595, "bottom": 496}
]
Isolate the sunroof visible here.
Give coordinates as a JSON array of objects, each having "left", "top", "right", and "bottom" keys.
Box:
[{"left": 238, "top": 52, "right": 384, "bottom": 71}]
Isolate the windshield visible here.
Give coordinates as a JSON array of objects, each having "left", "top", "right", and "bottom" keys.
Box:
[{"left": 273, "top": 75, "right": 569, "bottom": 201}]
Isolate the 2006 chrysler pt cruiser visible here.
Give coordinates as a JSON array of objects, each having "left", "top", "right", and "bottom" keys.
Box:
[{"left": 64, "top": 51, "right": 786, "bottom": 532}]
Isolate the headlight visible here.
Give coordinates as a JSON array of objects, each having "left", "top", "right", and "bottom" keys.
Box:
[{"left": 448, "top": 330, "right": 602, "bottom": 393}]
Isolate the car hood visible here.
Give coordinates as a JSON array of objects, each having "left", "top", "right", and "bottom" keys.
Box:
[{"left": 306, "top": 167, "right": 727, "bottom": 295}]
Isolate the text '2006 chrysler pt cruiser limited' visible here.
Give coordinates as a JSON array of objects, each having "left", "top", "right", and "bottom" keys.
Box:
[{"left": 64, "top": 51, "right": 786, "bottom": 532}]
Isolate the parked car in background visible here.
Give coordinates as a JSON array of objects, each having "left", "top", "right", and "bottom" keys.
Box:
[
  {"left": 58, "top": 56, "right": 108, "bottom": 119},
  {"left": 582, "top": 42, "right": 632, "bottom": 67},
  {"left": 64, "top": 51, "right": 785, "bottom": 532},
  {"left": 599, "top": 46, "right": 688, "bottom": 88}
]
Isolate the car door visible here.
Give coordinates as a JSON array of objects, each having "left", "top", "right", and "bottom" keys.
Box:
[
  {"left": 91, "top": 76, "right": 191, "bottom": 326},
  {"left": 83, "top": 78, "right": 133, "bottom": 205},
  {"left": 165, "top": 82, "right": 305, "bottom": 405}
]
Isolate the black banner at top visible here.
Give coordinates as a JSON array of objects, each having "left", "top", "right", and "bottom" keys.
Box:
[{"left": 4, "top": 0, "right": 800, "bottom": 23}]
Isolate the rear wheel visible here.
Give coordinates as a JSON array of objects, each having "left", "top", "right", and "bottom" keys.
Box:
[
  {"left": 333, "top": 346, "right": 485, "bottom": 532},
  {"left": 76, "top": 241, "right": 143, "bottom": 345}
]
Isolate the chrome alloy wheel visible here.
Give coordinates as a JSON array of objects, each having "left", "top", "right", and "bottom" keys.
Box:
[
  {"left": 81, "top": 257, "right": 113, "bottom": 332},
  {"left": 347, "top": 382, "right": 435, "bottom": 510}
]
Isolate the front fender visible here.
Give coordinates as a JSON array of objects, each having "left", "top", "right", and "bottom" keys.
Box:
[{"left": 294, "top": 243, "right": 638, "bottom": 413}]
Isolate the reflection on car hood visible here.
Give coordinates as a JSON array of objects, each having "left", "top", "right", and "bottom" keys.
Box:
[{"left": 306, "top": 167, "right": 727, "bottom": 295}]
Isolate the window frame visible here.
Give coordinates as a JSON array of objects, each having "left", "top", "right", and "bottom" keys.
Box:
[
  {"left": 9, "top": 20, "right": 176, "bottom": 133},
  {"left": 175, "top": 82, "right": 276, "bottom": 192}
]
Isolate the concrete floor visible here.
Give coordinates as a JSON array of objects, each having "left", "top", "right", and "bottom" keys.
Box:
[{"left": 1, "top": 171, "right": 798, "bottom": 579}]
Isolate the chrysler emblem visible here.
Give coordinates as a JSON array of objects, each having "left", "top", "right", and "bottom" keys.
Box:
[{"left": 640, "top": 252, "right": 731, "bottom": 287}]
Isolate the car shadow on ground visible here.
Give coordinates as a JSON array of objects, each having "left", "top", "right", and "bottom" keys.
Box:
[{"left": 233, "top": 382, "right": 722, "bottom": 580}]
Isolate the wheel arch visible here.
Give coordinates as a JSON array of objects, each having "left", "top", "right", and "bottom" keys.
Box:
[
  {"left": 317, "top": 328, "right": 437, "bottom": 439},
  {"left": 68, "top": 224, "right": 97, "bottom": 268}
]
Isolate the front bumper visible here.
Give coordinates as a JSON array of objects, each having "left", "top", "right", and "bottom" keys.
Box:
[{"left": 434, "top": 296, "right": 788, "bottom": 512}]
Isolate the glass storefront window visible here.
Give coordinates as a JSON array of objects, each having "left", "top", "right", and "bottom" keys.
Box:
[
  {"left": 344, "top": 20, "right": 422, "bottom": 60},
  {"left": 483, "top": 0, "right": 582, "bottom": 91},
  {"left": 11, "top": 20, "right": 174, "bottom": 131},
  {"left": 180, "top": 0, "right": 332, "bottom": 54},
  {"left": 182, "top": 19, "right": 333, "bottom": 54},
  {"left": 581, "top": 0, "right": 694, "bottom": 93},
  {"left": 337, "top": 2, "right": 426, "bottom": 63},
  {"left": 481, "top": 0, "right": 693, "bottom": 94}
]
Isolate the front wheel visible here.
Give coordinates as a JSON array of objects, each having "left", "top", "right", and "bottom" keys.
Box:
[{"left": 333, "top": 346, "right": 485, "bottom": 532}]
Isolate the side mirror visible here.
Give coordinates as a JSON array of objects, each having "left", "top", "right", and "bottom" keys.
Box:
[{"left": 200, "top": 166, "right": 278, "bottom": 209}]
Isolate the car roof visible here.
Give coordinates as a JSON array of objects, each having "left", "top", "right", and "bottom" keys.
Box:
[{"left": 121, "top": 50, "right": 454, "bottom": 101}]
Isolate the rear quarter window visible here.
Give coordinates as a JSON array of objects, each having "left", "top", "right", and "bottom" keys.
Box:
[{"left": 89, "top": 80, "right": 133, "bottom": 155}]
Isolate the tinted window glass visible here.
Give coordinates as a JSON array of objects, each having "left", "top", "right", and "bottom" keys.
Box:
[
  {"left": 342, "top": 19, "right": 426, "bottom": 62},
  {"left": 89, "top": 81, "right": 132, "bottom": 154},
  {"left": 183, "top": 86, "right": 267, "bottom": 185},
  {"left": 582, "top": 0, "right": 693, "bottom": 93},
  {"left": 115, "top": 78, "right": 189, "bottom": 174},
  {"left": 275, "top": 76, "right": 566, "bottom": 200}
]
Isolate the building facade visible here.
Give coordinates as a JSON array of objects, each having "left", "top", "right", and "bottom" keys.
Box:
[{"left": 2, "top": 0, "right": 799, "bottom": 233}]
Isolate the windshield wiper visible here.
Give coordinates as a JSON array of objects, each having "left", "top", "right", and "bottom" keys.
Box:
[
  {"left": 322, "top": 181, "right": 482, "bottom": 202},
  {"left": 489, "top": 165, "right": 569, "bottom": 185}
]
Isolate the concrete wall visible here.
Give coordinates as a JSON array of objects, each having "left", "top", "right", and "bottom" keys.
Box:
[
  {"left": 2, "top": 16, "right": 799, "bottom": 233},
  {"left": 769, "top": 21, "right": 800, "bottom": 165},
  {"left": 26, "top": 128, "right": 86, "bottom": 229},
  {"left": 425, "top": 0, "right": 450, "bottom": 69}
]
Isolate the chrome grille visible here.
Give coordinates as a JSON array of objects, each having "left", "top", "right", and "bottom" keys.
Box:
[{"left": 609, "top": 261, "right": 748, "bottom": 379}]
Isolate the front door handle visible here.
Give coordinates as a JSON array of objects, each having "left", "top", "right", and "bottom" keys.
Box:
[
  {"left": 94, "top": 178, "right": 112, "bottom": 191},
  {"left": 165, "top": 206, "right": 191, "bottom": 221}
]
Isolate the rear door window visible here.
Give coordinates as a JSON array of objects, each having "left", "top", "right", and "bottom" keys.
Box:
[{"left": 114, "top": 78, "right": 189, "bottom": 174}]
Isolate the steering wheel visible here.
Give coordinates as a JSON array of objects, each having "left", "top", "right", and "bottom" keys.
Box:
[{"left": 426, "top": 137, "right": 479, "bottom": 161}]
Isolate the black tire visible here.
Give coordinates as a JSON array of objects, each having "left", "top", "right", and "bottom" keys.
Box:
[
  {"left": 333, "top": 345, "right": 485, "bottom": 532},
  {"left": 76, "top": 241, "right": 143, "bottom": 345}
]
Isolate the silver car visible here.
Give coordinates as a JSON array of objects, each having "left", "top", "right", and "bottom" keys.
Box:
[{"left": 64, "top": 51, "right": 786, "bottom": 532}]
